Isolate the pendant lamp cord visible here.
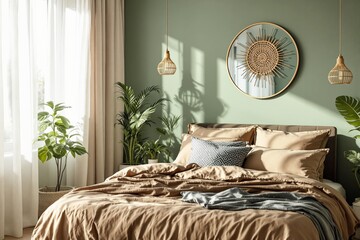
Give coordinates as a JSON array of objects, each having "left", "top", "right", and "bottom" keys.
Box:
[
  {"left": 339, "top": 0, "right": 342, "bottom": 55},
  {"left": 166, "top": 0, "right": 169, "bottom": 51}
]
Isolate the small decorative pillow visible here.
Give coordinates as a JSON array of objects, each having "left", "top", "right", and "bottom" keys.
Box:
[
  {"left": 243, "top": 146, "right": 329, "bottom": 180},
  {"left": 188, "top": 124, "right": 256, "bottom": 143},
  {"left": 255, "top": 127, "right": 330, "bottom": 150},
  {"left": 174, "top": 134, "right": 246, "bottom": 166},
  {"left": 188, "top": 137, "right": 252, "bottom": 167}
]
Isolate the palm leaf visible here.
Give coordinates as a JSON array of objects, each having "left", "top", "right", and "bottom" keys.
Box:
[{"left": 335, "top": 96, "right": 360, "bottom": 128}]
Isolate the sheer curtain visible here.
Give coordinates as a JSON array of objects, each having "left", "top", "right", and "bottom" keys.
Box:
[
  {"left": 38, "top": 0, "right": 92, "bottom": 189},
  {"left": 0, "top": 0, "right": 91, "bottom": 238}
]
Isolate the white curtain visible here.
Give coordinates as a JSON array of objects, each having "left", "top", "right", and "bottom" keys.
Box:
[
  {"left": 38, "top": 0, "right": 92, "bottom": 189},
  {"left": 0, "top": 0, "right": 91, "bottom": 238}
]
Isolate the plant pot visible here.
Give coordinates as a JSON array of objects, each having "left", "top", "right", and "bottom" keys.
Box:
[
  {"left": 38, "top": 186, "right": 73, "bottom": 217},
  {"left": 148, "top": 159, "right": 158, "bottom": 164}
]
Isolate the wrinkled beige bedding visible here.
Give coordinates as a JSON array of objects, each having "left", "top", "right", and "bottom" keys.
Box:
[{"left": 32, "top": 163, "right": 358, "bottom": 240}]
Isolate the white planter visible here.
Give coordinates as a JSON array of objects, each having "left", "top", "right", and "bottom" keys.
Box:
[
  {"left": 148, "top": 159, "right": 158, "bottom": 164},
  {"left": 39, "top": 186, "right": 73, "bottom": 217}
]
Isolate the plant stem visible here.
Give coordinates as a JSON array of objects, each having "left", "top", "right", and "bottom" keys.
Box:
[
  {"left": 355, "top": 167, "right": 360, "bottom": 189},
  {"left": 55, "top": 158, "right": 60, "bottom": 191},
  {"left": 58, "top": 156, "right": 67, "bottom": 191}
]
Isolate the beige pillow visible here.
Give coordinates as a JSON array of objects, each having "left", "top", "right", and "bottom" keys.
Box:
[
  {"left": 243, "top": 146, "right": 329, "bottom": 180},
  {"left": 173, "top": 134, "right": 242, "bottom": 166},
  {"left": 188, "top": 125, "right": 256, "bottom": 143},
  {"left": 255, "top": 127, "right": 330, "bottom": 150}
]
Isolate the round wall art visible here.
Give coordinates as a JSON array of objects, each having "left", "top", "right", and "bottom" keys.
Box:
[{"left": 226, "top": 22, "right": 299, "bottom": 99}]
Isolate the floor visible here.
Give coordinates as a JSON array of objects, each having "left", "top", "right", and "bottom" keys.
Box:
[{"left": 4, "top": 228, "right": 33, "bottom": 240}]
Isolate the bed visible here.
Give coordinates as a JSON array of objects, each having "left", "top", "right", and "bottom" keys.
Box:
[{"left": 32, "top": 123, "right": 358, "bottom": 240}]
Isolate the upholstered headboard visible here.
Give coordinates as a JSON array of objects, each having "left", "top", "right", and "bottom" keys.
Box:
[{"left": 190, "top": 123, "right": 337, "bottom": 181}]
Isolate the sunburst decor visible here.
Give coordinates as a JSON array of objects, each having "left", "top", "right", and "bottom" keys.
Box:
[
  {"left": 226, "top": 22, "right": 299, "bottom": 99},
  {"left": 236, "top": 28, "right": 296, "bottom": 84}
]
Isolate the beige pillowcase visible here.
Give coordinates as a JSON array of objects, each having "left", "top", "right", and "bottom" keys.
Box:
[
  {"left": 255, "top": 127, "right": 330, "bottom": 179},
  {"left": 188, "top": 125, "right": 256, "bottom": 143},
  {"left": 255, "top": 127, "right": 330, "bottom": 150},
  {"left": 173, "top": 134, "right": 241, "bottom": 166},
  {"left": 243, "top": 146, "right": 329, "bottom": 180}
]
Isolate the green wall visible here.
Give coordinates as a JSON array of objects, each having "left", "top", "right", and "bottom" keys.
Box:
[{"left": 125, "top": 0, "right": 360, "bottom": 202}]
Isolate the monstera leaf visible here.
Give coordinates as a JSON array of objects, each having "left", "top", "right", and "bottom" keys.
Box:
[{"left": 335, "top": 96, "right": 360, "bottom": 139}]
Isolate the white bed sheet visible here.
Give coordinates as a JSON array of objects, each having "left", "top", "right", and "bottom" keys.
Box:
[{"left": 322, "top": 179, "right": 346, "bottom": 198}]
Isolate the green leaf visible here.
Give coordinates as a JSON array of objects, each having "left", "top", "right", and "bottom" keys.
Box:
[
  {"left": 56, "top": 125, "right": 67, "bottom": 134},
  {"left": 156, "top": 127, "right": 167, "bottom": 135},
  {"left": 72, "top": 146, "right": 87, "bottom": 155},
  {"left": 38, "top": 146, "right": 51, "bottom": 163},
  {"left": 69, "top": 133, "right": 80, "bottom": 138},
  {"left": 44, "top": 138, "right": 51, "bottom": 146},
  {"left": 335, "top": 96, "right": 360, "bottom": 128},
  {"left": 53, "top": 144, "right": 67, "bottom": 158},
  {"left": 54, "top": 103, "right": 70, "bottom": 112},
  {"left": 38, "top": 111, "right": 49, "bottom": 121},
  {"left": 46, "top": 101, "right": 54, "bottom": 109},
  {"left": 39, "top": 120, "right": 51, "bottom": 132},
  {"left": 58, "top": 116, "right": 71, "bottom": 128},
  {"left": 37, "top": 135, "right": 46, "bottom": 141},
  {"left": 345, "top": 150, "right": 360, "bottom": 166}
]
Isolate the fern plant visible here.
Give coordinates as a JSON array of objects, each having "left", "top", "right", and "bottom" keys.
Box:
[
  {"left": 37, "top": 102, "right": 87, "bottom": 191},
  {"left": 335, "top": 95, "right": 360, "bottom": 187}
]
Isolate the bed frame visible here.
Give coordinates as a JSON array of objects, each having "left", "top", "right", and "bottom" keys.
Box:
[{"left": 190, "top": 123, "right": 337, "bottom": 181}]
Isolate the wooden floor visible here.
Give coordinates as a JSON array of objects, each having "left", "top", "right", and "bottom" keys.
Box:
[{"left": 4, "top": 228, "right": 33, "bottom": 240}]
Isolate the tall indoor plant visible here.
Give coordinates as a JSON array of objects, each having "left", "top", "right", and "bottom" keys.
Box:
[
  {"left": 115, "top": 82, "right": 167, "bottom": 165},
  {"left": 335, "top": 95, "right": 360, "bottom": 187},
  {"left": 37, "top": 101, "right": 87, "bottom": 191}
]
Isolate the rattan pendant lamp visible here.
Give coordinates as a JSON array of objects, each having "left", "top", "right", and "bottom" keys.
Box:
[
  {"left": 157, "top": 0, "right": 176, "bottom": 75},
  {"left": 328, "top": 0, "right": 353, "bottom": 84}
]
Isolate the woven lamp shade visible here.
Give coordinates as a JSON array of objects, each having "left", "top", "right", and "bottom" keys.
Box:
[
  {"left": 157, "top": 50, "right": 176, "bottom": 75},
  {"left": 328, "top": 55, "right": 353, "bottom": 84}
]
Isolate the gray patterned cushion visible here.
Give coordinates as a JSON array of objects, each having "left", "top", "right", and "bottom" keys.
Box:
[{"left": 188, "top": 137, "right": 251, "bottom": 167}]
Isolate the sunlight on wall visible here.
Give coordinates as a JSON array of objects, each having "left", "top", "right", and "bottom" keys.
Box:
[
  {"left": 216, "top": 58, "right": 351, "bottom": 132},
  {"left": 190, "top": 48, "right": 205, "bottom": 85},
  {"left": 189, "top": 47, "right": 206, "bottom": 122},
  {"left": 160, "top": 36, "right": 183, "bottom": 135}
]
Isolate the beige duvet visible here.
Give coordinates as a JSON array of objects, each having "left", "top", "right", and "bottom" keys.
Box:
[{"left": 32, "top": 163, "right": 358, "bottom": 240}]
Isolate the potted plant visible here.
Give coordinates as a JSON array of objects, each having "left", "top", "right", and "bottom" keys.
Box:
[
  {"left": 115, "top": 82, "right": 167, "bottom": 165},
  {"left": 335, "top": 96, "right": 360, "bottom": 187},
  {"left": 36, "top": 101, "right": 87, "bottom": 215},
  {"left": 335, "top": 95, "right": 360, "bottom": 218},
  {"left": 140, "top": 139, "right": 170, "bottom": 164}
]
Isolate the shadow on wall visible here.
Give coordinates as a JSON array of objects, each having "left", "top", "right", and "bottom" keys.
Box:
[{"left": 175, "top": 73, "right": 228, "bottom": 131}]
